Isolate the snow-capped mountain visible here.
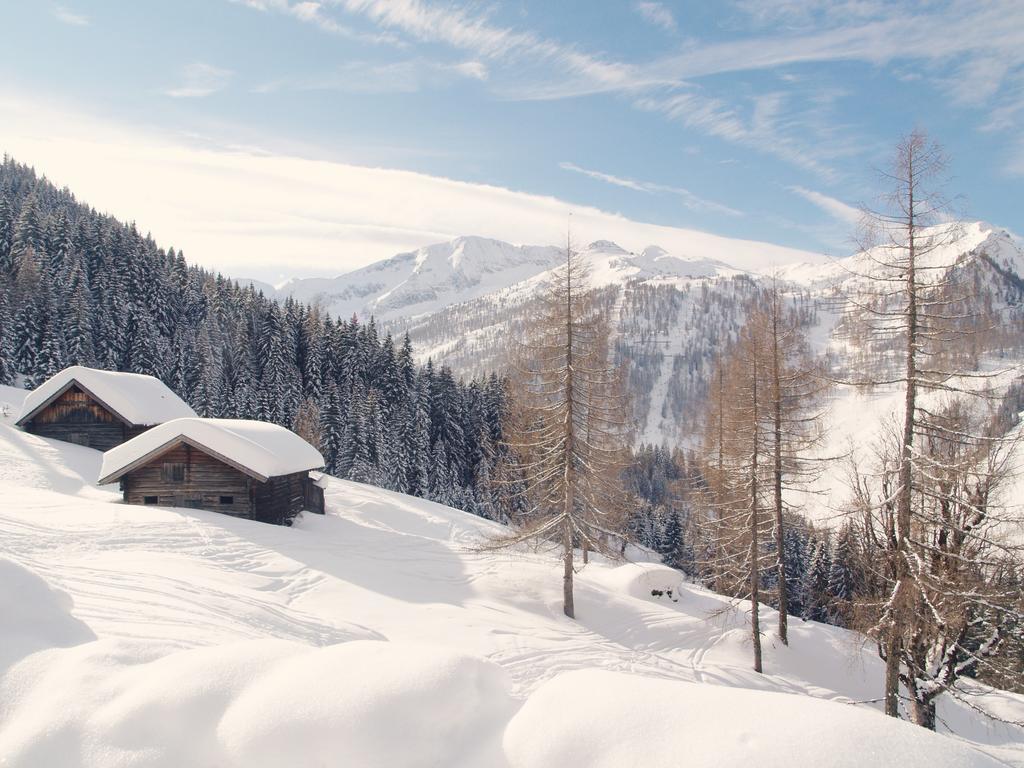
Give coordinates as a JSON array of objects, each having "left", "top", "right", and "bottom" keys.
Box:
[
  {"left": 248, "top": 222, "right": 1024, "bottom": 449},
  {"left": 778, "top": 221, "right": 1024, "bottom": 290},
  {"left": 243, "top": 236, "right": 750, "bottom": 321},
  {"left": 245, "top": 237, "right": 565, "bottom": 322}
]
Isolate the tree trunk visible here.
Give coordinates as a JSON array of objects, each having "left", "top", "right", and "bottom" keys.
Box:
[
  {"left": 910, "top": 695, "right": 936, "bottom": 731},
  {"left": 563, "top": 514, "right": 575, "bottom": 618},
  {"left": 889, "top": 167, "right": 918, "bottom": 716},
  {"left": 771, "top": 292, "right": 788, "bottom": 645},
  {"left": 750, "top": 356, "right": 763, "bottom": 674},
  {"left": 562, "top": 235, "right": 576, "bottom": 619},
  {"left": 884, "top": 634, "right": 901, "bottom": 717}
]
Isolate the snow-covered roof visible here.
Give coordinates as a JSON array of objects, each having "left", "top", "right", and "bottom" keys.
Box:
[
  {"left": 98, "top": 418, "right": 325, "bottom": 484},
  {"left": 17, "top": 366, "right": 196, "bottom": 427}
]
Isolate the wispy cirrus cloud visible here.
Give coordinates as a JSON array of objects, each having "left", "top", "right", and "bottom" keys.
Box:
[
  {"left": 634, "top": 2, "right": 676, "bottom": 33},
  {"left": 635, "top": 90, "right": 848, "bottom": 181},
  {"left": 164, "top": 63, "right": 234, "bottom": 98},
  {"left": 559, "top": 161, "right": 742, "bottom": 217},
  {"left": 231, "top": 0, "right": 1024, "bottom": 178},
  {"left": 239, "top": 0, "right": 664, "bottom": 96},
  {"left": 53, "top": 5, "right": 89, "bottom": 25},
  {"left": 254, "top": 58, "right": 486, "bottom": 94},
  {"left": 234, "top": 0, "right": 402, "bottom": 44},
  {"left": 786, "top": 185, "right": 861, "bottom": 224}
]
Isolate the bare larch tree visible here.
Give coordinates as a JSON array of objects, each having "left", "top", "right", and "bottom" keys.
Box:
[
  {"left": 498, "top": 233, "right": 633, "bottom": 618},
  {"left": 842, "top": 129, "right": 1023, "bottom": 728}
]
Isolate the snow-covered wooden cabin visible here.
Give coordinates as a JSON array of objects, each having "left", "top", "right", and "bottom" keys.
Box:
[
  {"left": 97, "top": 418, "right": 326, "bottom": 525},
  {"left": 15, "top": 366, "right": 196, "bottom": 451}
]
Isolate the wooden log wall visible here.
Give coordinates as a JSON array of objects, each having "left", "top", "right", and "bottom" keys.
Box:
[
  {"left": 122, "top": 443, "right": 255, "bottom": 518},
  {"left": 24, "top": 386, "right": 128, "bottom": 451},
  {"left": 253, "top": 471, "right": 308, "bottom": 525},
  {"left": 304, "top": 478, "right": 325, "bottom": 515}
]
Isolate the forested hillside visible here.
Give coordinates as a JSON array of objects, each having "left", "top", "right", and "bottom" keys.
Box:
[{"left": 0, "top": 157, "right": 511, "bottom": 516}]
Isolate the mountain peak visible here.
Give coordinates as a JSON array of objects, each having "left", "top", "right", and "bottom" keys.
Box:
[
  {"left": 586, "top": 240, "right": 629, "bottom": 254},
  {"left": 641, "top": 245, "right": 669, "bottom": 259}
]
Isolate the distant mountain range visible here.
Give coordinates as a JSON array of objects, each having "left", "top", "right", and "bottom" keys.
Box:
[
  {"left": 241, "top": 222, "right": 1024, "bottom": 448},
  {"left": 242, "top": 235, "right": 750, "bottom": 324}
]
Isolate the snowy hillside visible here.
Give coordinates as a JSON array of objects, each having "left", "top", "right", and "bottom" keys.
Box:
[
  {"left": 1, "top": 384, "right": 1022, "bottom": 767},
  {"left": 244, "top": 237, "right": 565, "bottom": 322},
  {"left": 242, "top": 230, "right": 803, "bottom": 324},
  {"left": 778, "top": 222, "right": 1024, "bottom": 290}
]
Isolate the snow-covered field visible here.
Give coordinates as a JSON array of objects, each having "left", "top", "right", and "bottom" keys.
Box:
[{"left": 0, "top": 383, "right": 1022, "bottom": 767}]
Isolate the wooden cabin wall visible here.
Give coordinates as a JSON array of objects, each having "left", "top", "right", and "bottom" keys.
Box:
[
  {"left": 24, "top": 386, "right": 128, "bottom": 451},
  {"left": 121, "top": 444, "right": 255, "bottom": 518},
  {"left": 253, "top": 471, "right": 308, "bottom": 525},
  {"left": 304, "top": 478, "right": 325, "bottom": 515},
  {"left": 125, "top": 425, "right": 154, "bottom": 441}
]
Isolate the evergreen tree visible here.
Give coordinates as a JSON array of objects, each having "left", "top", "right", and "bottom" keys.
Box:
[
  {"left": 802, "top": 538, "right": 832, "bottom": 623},
  {"left": 0, "top": 192, "right": 13, "bottom": 274},
  {"left": 827, "top": 525, "right": 856, "bottom": 625},
  {"left": 0, "top": 287, "right": 13, "bottom": 385}
]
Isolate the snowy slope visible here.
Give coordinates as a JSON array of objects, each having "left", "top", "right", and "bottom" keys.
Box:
[
  {"left": 0, "top": 408, "right": 1022, "bottom": 766},
  {"left": 250, "top": 237, "right": 565, "bottom": 322}
]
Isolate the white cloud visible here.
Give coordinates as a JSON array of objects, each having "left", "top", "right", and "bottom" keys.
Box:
[
  {"left": 164, "top": 63, "right": 234, "bottom": 98},
  {"left": 245, "top": 0, "right": 661, "bottom": 96},
  {"left": 634, "top": 2, "right": 676, "bottom": 33},
  {"left": 0, "top": 93, "right": 818, "bottom": 281},
  {"left": 559, "top": 162, "right": 648, "bottom": 193},
  {"left": 559, "top": 161, "right": 742, "bottom": 217},
  {"left": 634, "top": 90, "right": 841, "bottom": 181},
  {"left": 253, "top": 58, "right": 487, "bottom": 94},
  {"left": 1007, "top": 141, "right": 1024, "bottom": 177},
  {"left": 787, "top": 185, "right": 861, "bottom": 225},
  {"left": 53, "top": 5, "right": 89, "bottom": 25},
  {"left": 232, "top": 0, "right": 1024, "bottom": 178},
  {"left": 230, "top": 0, "right": 400, "bottom": 43}
]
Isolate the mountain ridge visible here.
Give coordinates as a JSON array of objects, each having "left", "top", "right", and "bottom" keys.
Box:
[{"left": 236, "top": 222, "right": 1024, "bottom": 450}]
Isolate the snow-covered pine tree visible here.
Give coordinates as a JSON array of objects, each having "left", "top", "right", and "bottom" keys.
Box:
[
  {"left": 0, "top": 286, "right": 14, "bottom": 385},
  {"left": 802, "top": 537, "right": 832, "bottom": 623},
  {"left": 826, "top": 525, "right": 856, "bottom": 626}
]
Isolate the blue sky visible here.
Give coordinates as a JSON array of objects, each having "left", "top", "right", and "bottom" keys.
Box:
[{"left": 2, "top": 1, "right": 1023, "bottom": 279}]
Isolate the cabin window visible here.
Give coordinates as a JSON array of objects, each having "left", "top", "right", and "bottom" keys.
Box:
[
  {"left": 162, "top": 462, "right": 185, "bottom": 482},
  {"left": 143, "top": 496, "right": 158, "bottom": 505},
  {"left": 219, "top": 496, "right": 234, "bottom": 505},
  {"left": 69, "top": 432, "right": 90, "bottom": 447}
]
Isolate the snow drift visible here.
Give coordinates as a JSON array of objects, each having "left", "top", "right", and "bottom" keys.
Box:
[{"left": 504, "top": 671, "right": 1005, "bottom": 768}]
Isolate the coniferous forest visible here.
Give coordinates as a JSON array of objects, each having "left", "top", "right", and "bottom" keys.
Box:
[{"left": 0, "top": 157, "right": 512, "bottom": 517}]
